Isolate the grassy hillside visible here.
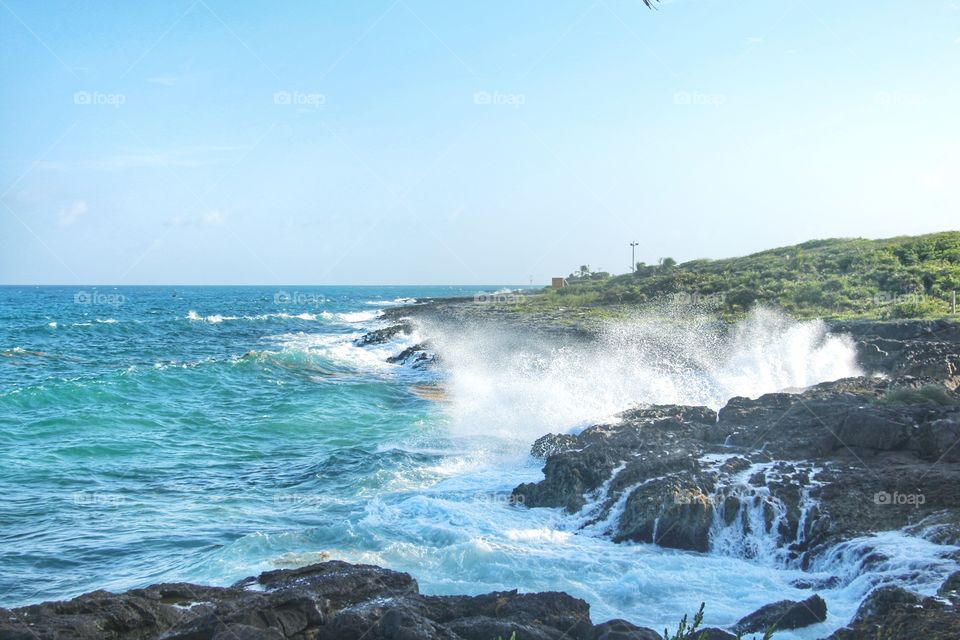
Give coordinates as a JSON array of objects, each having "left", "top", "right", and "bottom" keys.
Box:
[{"left": 529, "top": 232, "right": 960, "bottom": 320}]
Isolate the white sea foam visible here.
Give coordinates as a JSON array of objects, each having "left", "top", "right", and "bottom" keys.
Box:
[
  {"left": 269, "top": 328, "right": 420, "bottom": 372},
  {"left": 424, "top": 306, "right": 860, "bottom": 442},
  {"left": 335, "top": 310, "right": 383, "bottom": 323},
  {"left": 366, "top": 297, "right": 417, "bottom": 306},
  {"left": 186, "top": 310, "right": 321, "bottom": 323}
]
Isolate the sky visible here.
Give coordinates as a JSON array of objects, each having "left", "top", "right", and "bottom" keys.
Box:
[{"left": 1, "top": 0, "right": 958, "bottom": 285}]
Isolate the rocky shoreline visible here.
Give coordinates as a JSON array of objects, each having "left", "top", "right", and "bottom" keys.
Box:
[{"left": 4, "top": 303, "right": 960, "bottom": 639}]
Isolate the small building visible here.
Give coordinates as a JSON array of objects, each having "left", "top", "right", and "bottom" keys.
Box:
[{"left": 551, "top": 277, "right": 567, "bottom": 289}]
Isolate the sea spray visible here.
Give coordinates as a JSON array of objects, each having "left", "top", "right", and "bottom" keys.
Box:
[{"left": 421, "top": 306, "right": 860, "bottom": 441}]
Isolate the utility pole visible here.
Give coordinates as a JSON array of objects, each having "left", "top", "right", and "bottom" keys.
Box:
[{"left": 630, "top": 241, "right": 639, "bottom": 273}]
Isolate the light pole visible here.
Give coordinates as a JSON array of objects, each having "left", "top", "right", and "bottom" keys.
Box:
[{"left": 630, "top": 241, "right": 639, "bottom": 273}]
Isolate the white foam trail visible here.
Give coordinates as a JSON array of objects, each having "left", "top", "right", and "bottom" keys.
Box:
[
  {"left": 270, "top": 329, "right": 420, "bottom": 372},
  {"left": 366, "top": 297, "right": 417, "bottom": 306},
  {"left": 335, "top": 310, "right": 383, "bottom": 323},
  {"left": 424, "top": 306, "right": 860, "bottom": 441}
]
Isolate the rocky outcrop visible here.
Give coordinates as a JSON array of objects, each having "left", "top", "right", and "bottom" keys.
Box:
[
  {"left": 514, "top": 376, "right": 960, "bottom": 559},
  {"left": 831, "top": 319, "right": 960, "bottom": 388},
  {"left": 354, "top": 322, "right": 412, "bottom": 347},
  {"left": 825, "top": 573, "right": 960, "bottom": 639},
  {"left": 733, "top": 594, "right": 827, "bottom": 634},
  {"left": 0, "top": 560, "right": 642, "bottom": 640}
]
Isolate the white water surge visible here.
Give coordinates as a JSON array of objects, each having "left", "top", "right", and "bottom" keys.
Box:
[
  {"left": 189, "top": 306, "right": 952, "bottom": 639},
  {"left": 425, "top": 306, "right": 860, "bottom": 441},
  {"left": 322, "top": 305, "right": 952, "bottom": 638}
]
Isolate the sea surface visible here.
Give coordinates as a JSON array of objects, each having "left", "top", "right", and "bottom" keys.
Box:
[{"left": 1, "top": 285, "right": 956, "bottom": 638}]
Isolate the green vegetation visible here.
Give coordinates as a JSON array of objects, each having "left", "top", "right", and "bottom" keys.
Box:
[
  {"left": 534, "top": 232, "right": 960, "bottom": 321},
  {"left": 663, "top": 603, "right": 775, "bottom": 639},
  {"left": 878, "top": 384, "right": 959, "bottom": 406}
]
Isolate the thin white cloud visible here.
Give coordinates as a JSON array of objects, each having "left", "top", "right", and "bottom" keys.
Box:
[
  {"left": 57, "top": 200, "right": 88, "bottom": 226},
  {"left": 746, "top": 36, "right": 763, "bottom": 44},
  {"left": 202, "top": 210, "right": 227, "bottom": 226}
]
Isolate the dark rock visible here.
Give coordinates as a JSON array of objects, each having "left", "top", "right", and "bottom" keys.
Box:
[
  {"left": 617, "top": 404, "right": 717, "bottom": 426},
  {"left": 823, "top": 582, "right": 960, "bottom": 640},
  {"left": 916, "top": 416, "right": 960, "bottom": 462},
  {"left": 696, "top": 630, "right": 737, "bottom": 640},
  {"left": 733, "top": 594, "right": 827, "bottom": 634},
  {"left": 591, "top": 619, "right": 660, "bottom": 639},
  {"left": 531, "top": 433, "right": 580, "bottom": 459},
  {"left": 355, "top": 322, "right": 411, "bottom": 347},
  {"left": 835, "top": 407, "right": 912, "bottom": 451},
  {"left": 615, "top": 482, "right": 715, "bottom": 552},
  {"left": 210, "top": 624, "right": 285, "bottom": 639},
  {"left": 0, "top": 562, "right": 601, "bottom": 640},
  {"left": 386, "top": 343, "right": 434, "bottom": 367}
]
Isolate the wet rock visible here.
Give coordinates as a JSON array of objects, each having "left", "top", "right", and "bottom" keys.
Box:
[
  {"left": 696, "top": 630, "right": 737, "bottom": 640},
  {"left": 386, "top": 343, "right": 433, "bottom": 367},
  {"left": 355, "top": 322, "right": 411, "bottom": 346},
  {"left": 615, "top": 481, "right": 715, "bottom": 552},
  {"left": 531, "top": 433, "right": 580, "bottom": 459},
  {"left": 591, "top": 619, "right": 661, "bottom": 639},
  {"left": 824, "top": 582, "right": 960, "bottom": 640},
  {"left": 732, "top": 594, "right": 827, "bottom": 634},
  {"left": 0, "top": 562, "right": 601, "bottom": 640}
]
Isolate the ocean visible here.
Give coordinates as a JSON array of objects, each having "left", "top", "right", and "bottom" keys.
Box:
[{"left": 1, "top": 285, "right": 955, "bottom": 638}]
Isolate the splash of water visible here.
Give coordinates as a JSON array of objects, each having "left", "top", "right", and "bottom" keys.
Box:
[{"left": 421, "top": 306, "right": 860, "bottom": 441}]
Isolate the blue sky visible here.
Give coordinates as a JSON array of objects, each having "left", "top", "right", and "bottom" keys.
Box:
[{"left": 1, "top": 0, "right": 958, "bottom": 285}]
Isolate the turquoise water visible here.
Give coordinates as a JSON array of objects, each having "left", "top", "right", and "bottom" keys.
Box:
[
  {"left": 2, "top": 286, "right": 956, "bottom": 637},
  {"left": 0, "top": 286, "right": 478, "bottom": 602}
]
